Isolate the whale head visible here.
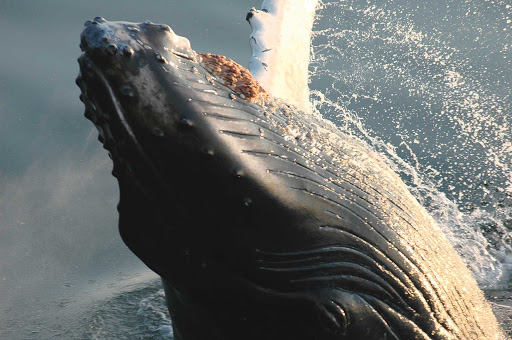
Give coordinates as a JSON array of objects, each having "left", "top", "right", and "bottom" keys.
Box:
[
  {"left": 77, "top": 17, "right": 197, "bottom": 185},
  {"left": 76, "top": 17, "right": 280, "bottom": 288}
]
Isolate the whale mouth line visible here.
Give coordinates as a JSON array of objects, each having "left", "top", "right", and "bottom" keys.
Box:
[
  {"left": 78, "top": 54, "right": 137, "bottom": 151},
  {"left": 77, "top": 53, "right": 165, "bottom": 197}
]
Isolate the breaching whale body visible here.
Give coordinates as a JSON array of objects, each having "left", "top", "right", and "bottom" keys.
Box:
[{"left": 76, "top": 14, "right": 504, "bottom": 340}]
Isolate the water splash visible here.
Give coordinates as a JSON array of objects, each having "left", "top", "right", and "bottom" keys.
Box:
[
  {"left": 84, "top": 279, "right": 173, "bottom": 339},
  {"left": 310, "top": 0, "right": 512, "bottom": 287},
  {"left": 137, "top": 288, "right": 174, "bottom": 338},
  {"left": 310, "top": 0, "right": 512, "bottom": 288}
]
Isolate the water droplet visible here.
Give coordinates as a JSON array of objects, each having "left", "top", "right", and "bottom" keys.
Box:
[
  {"left": 191, "top": 67, "right": 198, "bottom": 74},
  {"left": 243, "top": 198, "right": 253, "bottom": 207},
  {"left": 259, "top": 128, "right": 264, "bottom": 136},
  {"left": 180, "top": 118, "right": 194, "bottom": 127},
  {"left": 201, "top": 146, "right": 215, "bottom": 157},
  {"left": 188, "top": 98, "right": 193, "bottom": 102},
  {"left": 229, "top": 93, "right": 236, "bottom": 100},
  {"left": 232, "top": 168, "right": 244, "bottom": 178}
]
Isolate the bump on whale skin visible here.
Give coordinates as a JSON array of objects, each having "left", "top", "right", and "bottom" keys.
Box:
[{"left": 76, "top": 18, "right": 504, "bottom": 340}]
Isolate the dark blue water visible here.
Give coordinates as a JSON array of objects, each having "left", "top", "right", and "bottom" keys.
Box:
[{"left": 0, "top": 0, "right": 510, "bottom": 338}]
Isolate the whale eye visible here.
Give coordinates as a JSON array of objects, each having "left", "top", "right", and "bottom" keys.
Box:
[
  {"left": 243, "top": 198, "right": 253, "bottom": 207},
  {"left": 316, "top": 300, "right": 348, "bottom": 336}
]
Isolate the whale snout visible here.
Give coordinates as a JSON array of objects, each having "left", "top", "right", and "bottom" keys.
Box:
[
  {"left": 80, "top": 17, "right": 139, "bottom": 58},
  {"left": 79, "top": 17, "right": 194, "bottom": 62},
  {"left": 81, "top": 17, "right": 119, "bottom": 56}
]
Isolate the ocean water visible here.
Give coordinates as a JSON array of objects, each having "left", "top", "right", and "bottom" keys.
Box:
[{"left": 0, "top": 0, "right": 511, "bottom": 339}]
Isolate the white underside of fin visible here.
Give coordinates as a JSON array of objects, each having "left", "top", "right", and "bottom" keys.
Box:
[{"left": 247, "top": 0, "right": 318, "bottom": 113}]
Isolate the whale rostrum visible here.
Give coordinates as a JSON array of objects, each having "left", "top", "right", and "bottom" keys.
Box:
[{"left": 76, "top": 17, "right": 504, "bottom": 340}]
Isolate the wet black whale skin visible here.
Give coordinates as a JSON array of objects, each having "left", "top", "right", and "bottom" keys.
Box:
[{"left": 76, "top": 17, "right": 503, "bottom": 340}]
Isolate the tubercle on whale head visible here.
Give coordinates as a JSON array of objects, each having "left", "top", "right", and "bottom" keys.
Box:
[
  {"left": 75, "top": 17, "right": 275, "bottom": 228},
  {"left": 77, "top": 17, "right": 198, "bottom": 133},
  {"left": 77, "top": 17, "right": 267, "bottom": 104},
  {"left": 79, "top": 16, "right": 195, "bottom": 60},
  {"left": 76, "top": 18, "right": 270, "bottom": 162}
]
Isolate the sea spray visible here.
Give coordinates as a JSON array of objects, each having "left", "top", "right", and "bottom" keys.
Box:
[{"left": 309, "top": 0, "right": 512, "bottom": 288}]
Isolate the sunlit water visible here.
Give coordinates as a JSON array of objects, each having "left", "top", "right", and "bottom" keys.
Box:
[{"left": 2, "top": 0, "right": 511, "bottom": 338}]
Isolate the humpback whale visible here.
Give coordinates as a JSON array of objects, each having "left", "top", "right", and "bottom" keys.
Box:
[{"left": 76, "top": 16, "right": 504, "bottom": 340}]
